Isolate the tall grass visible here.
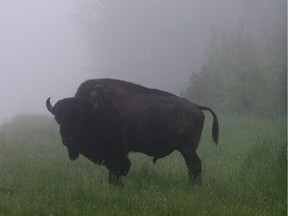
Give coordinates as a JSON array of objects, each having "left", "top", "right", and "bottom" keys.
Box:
[{"left": 0, "top": 114, "right": 286, "bottom": 215}]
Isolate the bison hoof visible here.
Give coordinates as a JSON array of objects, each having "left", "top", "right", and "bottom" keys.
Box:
[
  {"left": 108, "top": 171, "right": 122, "bottom": 185},
  {"left": 189, "top": 174, "right": 201, "bottom": 186}
]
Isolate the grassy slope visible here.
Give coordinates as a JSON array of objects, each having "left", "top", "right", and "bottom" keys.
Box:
[{"left": 0, "top": 114, "right": 286, "bottom": 216}]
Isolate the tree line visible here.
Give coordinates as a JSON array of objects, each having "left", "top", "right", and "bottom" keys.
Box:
[{"left": 182, "top": 21, "right": 286, "bottom": 118}]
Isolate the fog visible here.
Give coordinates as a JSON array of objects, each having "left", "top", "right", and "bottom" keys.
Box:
[
  {"left": 75, "top": 0, "right": 245, "bottom": 92},
  {"left": 0, "top": 0, "right": 286, "bottom": 122},
  {"left": 0, "top": 0, "right": 94, "bottom": 122}
]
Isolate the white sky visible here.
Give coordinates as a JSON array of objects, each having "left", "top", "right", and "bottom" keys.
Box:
[{"left": 0, "top": 0, "right": 95, "bottom": 122}]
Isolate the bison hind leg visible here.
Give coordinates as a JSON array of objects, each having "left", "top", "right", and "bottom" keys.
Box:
[
  {"left": 178, "top": 132, "right": 203, "bottom": 185},
  {"left": 189, "top": 153, "right": 202, "bottom": 185},
  {"left": 178, "top": 125, "right": 203, "bottom": 185},
  {"left": 180, "top": 150, "right": 202, "bottom": 185}
]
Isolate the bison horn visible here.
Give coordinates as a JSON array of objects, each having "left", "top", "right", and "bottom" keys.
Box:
[{"left": 46, "top": 97, "right": 55, "bottom": 115}]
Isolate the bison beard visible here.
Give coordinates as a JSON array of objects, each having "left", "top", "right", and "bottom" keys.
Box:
[{"left": 46, "top": 78, "right": 219, "bottom": 185}]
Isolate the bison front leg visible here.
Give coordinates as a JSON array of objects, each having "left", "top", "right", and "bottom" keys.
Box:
[{"left": 105, "top": 156, "right": 131, "bottom": 185}]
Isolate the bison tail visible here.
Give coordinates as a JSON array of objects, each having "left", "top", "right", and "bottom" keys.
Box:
[{"left": 198, "top": 106, "right": 219, "bottom": 144}]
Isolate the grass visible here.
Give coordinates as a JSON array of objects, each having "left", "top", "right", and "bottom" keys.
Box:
[{"left": 0, "top": 114, "right": 286, "bottom": 215}]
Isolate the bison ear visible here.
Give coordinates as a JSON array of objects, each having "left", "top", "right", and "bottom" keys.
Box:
[{"left": 90, "top": 84, "right": 107, "bottom": 109}]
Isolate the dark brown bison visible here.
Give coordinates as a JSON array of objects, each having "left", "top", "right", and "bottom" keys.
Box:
[{"left": 46, "top": 78, "right": 219, "bottom": 184}]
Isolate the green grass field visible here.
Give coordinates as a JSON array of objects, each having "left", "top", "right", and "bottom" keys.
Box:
[{"left": 0, "top": 114, "right": 286, "bottom": 216}]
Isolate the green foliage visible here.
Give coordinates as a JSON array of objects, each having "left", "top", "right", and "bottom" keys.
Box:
[
  {"left": 182, "top": 21, "right": 286, "bottom": 117},
  {"left": 0, "top": 115, "right": 286, "bottom": 215}
]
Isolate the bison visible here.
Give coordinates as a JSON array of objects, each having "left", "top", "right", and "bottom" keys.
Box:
[{"left": 46, "top": 78, "right": 219, "bottom": 185}]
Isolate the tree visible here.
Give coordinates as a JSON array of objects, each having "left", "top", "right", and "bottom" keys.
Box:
[{"left": 182, "top": 21, "right": 286, "bottom": 117}]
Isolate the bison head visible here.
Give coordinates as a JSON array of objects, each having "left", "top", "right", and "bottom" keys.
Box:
[
  {"left": 46, "top": 86, "right": 121, "bottom": 163},
  {"left": 46, "top": 97, "right": 95, "bottom": 160}
]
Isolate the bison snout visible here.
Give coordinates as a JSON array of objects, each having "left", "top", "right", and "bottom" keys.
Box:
[{"left": 62, "top": 136, "right": 76, "bottom": 146}]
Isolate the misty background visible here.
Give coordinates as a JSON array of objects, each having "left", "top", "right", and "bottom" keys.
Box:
[{"left": 0, "top": 0, "right": 286, "bottom": 122}]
